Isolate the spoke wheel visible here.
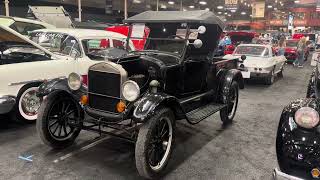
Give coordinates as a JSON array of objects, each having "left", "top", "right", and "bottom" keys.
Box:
[
  {"left": 37, "top": 92, "right": 83, "bottom": 149},
  {"left": 135, "top": 108, "right": 175, "bottom": 179},
  {"left": 220, "top": 81, "right": 239, "bottom": 124},
  {"left": 18, "top": 87, "right": 41, "bottom": 121}
]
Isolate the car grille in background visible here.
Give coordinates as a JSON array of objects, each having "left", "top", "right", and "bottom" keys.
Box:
[{"left": 88, "top": 70, "right": 121, "bottom": 113}]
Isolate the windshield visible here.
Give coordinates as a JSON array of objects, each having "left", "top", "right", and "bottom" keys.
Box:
[
  {"left": 129, "top": 23, "right": 188, "bottom": 56},
  {"left": 234, "top": 46, "right": 269, "bottom": 57},
  {"left": 287, "top": 41, "right": 298, "bottom": 47},
  {"left": 230, "top": 35, "right": 254, "bottom": 44},
  {"left": 30, "top": 32, "right": 81, "bottom": 57}
]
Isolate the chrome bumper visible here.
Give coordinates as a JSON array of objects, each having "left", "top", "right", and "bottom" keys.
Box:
[
  {"left": 0, "top": 95, "right": 16, "bottom": 114},
  {"left": 273, "top": 168, "right": 304, "bottom": 180}
]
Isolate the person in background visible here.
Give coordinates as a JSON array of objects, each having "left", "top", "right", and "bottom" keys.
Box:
[
  {"left": 278, "top": 36, "right": 286, "bottom": 56},
  {"left": 294, "top": 37, "right": 307, "bottom": 68},
  {"left": 252, "top": 34, "right": 261, "bottom": 44}
]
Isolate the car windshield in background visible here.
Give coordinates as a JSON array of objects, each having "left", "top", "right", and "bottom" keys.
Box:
[
  {"left": 234, "top": 46, "right": 269, "bottom": 57},
  {"left": 230, "top": 35, "right": 253, "bottom": 44},
  {"left": 286, "top": 41, "right": 298, "bottom": 47},
  {"left": 30, "top": 32, "right": 81, "bottom": 57}
]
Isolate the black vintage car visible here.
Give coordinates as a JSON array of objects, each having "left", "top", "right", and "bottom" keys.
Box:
[
  {"left": 36, "top": 11, "right": 245, "bottom": 179},
  {"left": 275, "top": 59, "right": 320, "bottom": 179}
]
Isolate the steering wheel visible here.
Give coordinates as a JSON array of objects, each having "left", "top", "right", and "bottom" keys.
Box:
[{"left": 62, "top": 46, "right": 80, "bottom": 57}]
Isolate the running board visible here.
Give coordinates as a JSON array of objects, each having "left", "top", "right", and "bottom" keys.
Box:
[{"left": 186, "top": 103, "right": 227, "bottom": 124}]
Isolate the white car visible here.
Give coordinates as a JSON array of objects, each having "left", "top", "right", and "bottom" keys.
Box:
[
  {"left": 0, "top": 26, "right": 135, "bottom": 122},
  {"left": 0, "top": 16, "right": 55, "bottom": 35},
  {"left": 224, "top": 44, "right": 287, "bottom": 85}
]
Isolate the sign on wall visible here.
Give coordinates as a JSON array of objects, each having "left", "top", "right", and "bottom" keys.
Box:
[
  {"left": 252, "top": 1, "right": 265, "bottom": 18},
  {"left": 288, "top": 14, "right": 294, "bottom": 30},
  {"left": 225, "top": 0, "right": 238, "bottom": 10}
]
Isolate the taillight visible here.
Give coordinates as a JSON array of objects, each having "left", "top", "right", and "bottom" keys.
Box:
[{"left": 82, "top": 75, "right": 88, "bottom": 86}]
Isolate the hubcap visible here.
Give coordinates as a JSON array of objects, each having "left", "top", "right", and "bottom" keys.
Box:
[
  {"left": 148, "top": 117, "right": 173, "bottom": 171},
  {"left": 47, "top": 99, "right": 79, "bottom": 140},
  {"left": 19, "top": 87, "right": 41, "bottom": 120}
]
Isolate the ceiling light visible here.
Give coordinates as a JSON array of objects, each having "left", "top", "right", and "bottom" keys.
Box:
[
  {"left": 205, "top": 8, "right": 210, "bottom": 11},
  {"left": 294, "top": 0, "right": 300, "bottom": 3},
  {"left": 228, "top": 14, "right": 231, "bottom": 17},
  {"left": 189, "top": 5, "right": 195, "bottom": 8},
  {"left": 267, "top": 5, "right": 272, "bottom": 8},
  {"left": 218, "top": 12, "right": 222, "bottom": 14},
  {"left": 199, "top": 1, "right": 207, "bottom": 5},
  {"left": 168, "top": 1, "right": 175, "bottom": 5},
  {"left": 230, "top": 9, "right": 236, "bottom": 13},
  {"left": 224, "top": 12, "right": 228, "bottom": 15},
  {"left": 133, "top": 0, "right": 141, "bottom": 3},
  {"left": 274, "top": 7, "right": 278, "bottom": 10},
  {"left": 160, "top": 4, "right": 167, "bottom": 9},
  {"left": 241, "top": 12, "right": 246, "bottom": 15},
  {"left": 217, "top": 6, "right": 224, "bottom": 9}
]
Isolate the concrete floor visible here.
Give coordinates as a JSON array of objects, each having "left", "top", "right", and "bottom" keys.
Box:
[{"left": 0, "top": 61, "right": 313, "bottom": 180}]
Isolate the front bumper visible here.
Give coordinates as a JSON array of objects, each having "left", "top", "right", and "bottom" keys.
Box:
[
  {"left": 0, "top": 95, "right": 16, "bottom": 114},
  {"left": 273, "top": 168, "right": 304, "bottom": 180}
]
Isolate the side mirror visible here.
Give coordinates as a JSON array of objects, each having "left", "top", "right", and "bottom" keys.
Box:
[
  {"left": 198, "top": 26, "right": 206, "bottom": 34},
  {"left": 241, "top": 55, "right": 246, "bottom": 61},
  {"left": 193, "top": 39, "right": 203, "bottom": 48}
]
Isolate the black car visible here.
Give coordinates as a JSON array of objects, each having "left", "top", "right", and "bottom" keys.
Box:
[
  {"left": 275, "top": 61, "right": 320, "bottom": 179},
  {"left": 36, "top": 11, "right": 245, "bottom": 179}
]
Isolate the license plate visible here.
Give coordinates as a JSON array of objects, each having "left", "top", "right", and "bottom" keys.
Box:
[{"left": 241, "top": 71, "right": 250, "bottom": 78}]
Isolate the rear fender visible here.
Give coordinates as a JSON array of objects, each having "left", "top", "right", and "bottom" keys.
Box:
[
  {"left": 37, "top": 78, "right": 87, "bottom": 102},
  {"left": 133, "top": 92, "right": 185, "bottom": 123}
]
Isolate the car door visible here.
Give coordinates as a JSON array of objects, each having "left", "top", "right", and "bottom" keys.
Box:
[{"left": 271, "top": 47, "right": 283, "bottom": 72}]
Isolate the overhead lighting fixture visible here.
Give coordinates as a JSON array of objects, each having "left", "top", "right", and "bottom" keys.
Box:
[
  {"left": 168, "top": 1, "right": 175, "bottom": 5},
  {"left": 218, "top": 11, "right": 222, "bottom": 14},
  {"left": 228, "top": 14, "right": 231, "bottom": 17},
  {"left": 217, "top": 6, "right": 224, "bottom": 9},
  {"left": 133, "top": 0, "right": 141, "bottom": 3},
  {"left": 230, "top": 9, "right": 236, "bottom": 13},
  {"left": 205, "top": 8, "right": 210, "bottom": 11},
  {"left": 241, "top": 12, "right": 246, "bottom": 15},
  {"left": 224, "top": 12, "right": 228, "bottom": 15},
  {"left": 189, "top": 5, "right": 195, "bottom": 8},
  {"left": 267, "top": 5, "right": 272, "bottom": 8},
  {"left": 160, "top": 4, "right": 167, "bottom": 9},
  {"left": 199, "top": 1, "right": 207, "bottom": 5},
  {"left": 274, "top": 7, "right": 278, "bottom": 10},
  {"left": 294, "top": 0, "right": 300, "bottom": 3}
]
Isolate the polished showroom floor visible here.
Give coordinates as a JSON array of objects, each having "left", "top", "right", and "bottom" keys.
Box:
[{"left": 0, "top": 59, "right": 312, "bottom": 180}]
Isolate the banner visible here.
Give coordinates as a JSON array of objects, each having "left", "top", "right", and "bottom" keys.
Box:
[
  {"left": 225, "top": 0, "right": 238, "bottom": 10},
  {"left": 288, "top": 15, "right": 294, "bottom": 30},
  {"left": 317, "top": 0, "right": 320, "bottom": 12},
  {"left": 252, "top": 1, "right": 265, "bottom": 18}
]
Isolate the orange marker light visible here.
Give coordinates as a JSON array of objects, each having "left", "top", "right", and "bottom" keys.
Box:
[
  {"left": 311, "top": 168, "right": 320, "bottom": 178},
  {"left": 116, "top": 101, "right": 126, "bottom": 113},
  {"left": 80, "top": 95, "right": 88, "bottom": 105}
]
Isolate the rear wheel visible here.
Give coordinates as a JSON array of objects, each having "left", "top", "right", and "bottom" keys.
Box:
[
  {"left": 220, "top": 81, "right": 239, "bottom": 124},
  {"left": 37, "top": 92, "right": 83, "bottom": 149},
  {"left": 135, "top": 108, "right": 175, "bottom": 179}
]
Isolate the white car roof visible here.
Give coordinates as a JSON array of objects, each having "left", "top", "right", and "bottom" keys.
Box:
[
  {"left": 237, "top": 44, "right": 272, "bottom": 48},
  {"left": 32, "top": 28, "right": 128, "bottom": 40},
  {"left": 0, "top": 16, "right": 55, "bottom": 28}
]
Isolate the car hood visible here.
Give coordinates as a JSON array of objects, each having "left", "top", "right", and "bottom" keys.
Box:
[{"left": 0, "top": 25, "right": 54, "bottom": 57}]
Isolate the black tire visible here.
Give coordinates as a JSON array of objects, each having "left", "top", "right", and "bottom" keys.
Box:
[
  {"left": 10, "top": 83, "right": 42, "bottom": 123},
  {"left": 36, "top": 92, "right": 83, "bottom": 149},
  {"left": 220, "top": 81, "right": 239, "bottom": 124},
  {"left": 265, "top": 70, "right": 275, "bottom": 85},
  {"left": 135, "top": 108, "right": 175, "bottom": 179}
]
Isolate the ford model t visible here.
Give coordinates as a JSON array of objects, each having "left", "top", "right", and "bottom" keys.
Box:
[{"left": 36, "top": 11, "right": 244, "bottom": 179}]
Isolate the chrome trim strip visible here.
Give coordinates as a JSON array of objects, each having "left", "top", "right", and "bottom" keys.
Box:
[
  {"left": 88, "top": 92, "right": 121, "bottom": 99},
  {"left": 8, "top": 76, "right": 66, "bottom": 86},
  {"left": 273, "top": 168, "right": 304, "bottom": 180}
]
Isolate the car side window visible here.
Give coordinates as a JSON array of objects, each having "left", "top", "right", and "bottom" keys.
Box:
[{"left": 9, "top": 21, "right": 45, "bottom": 36}]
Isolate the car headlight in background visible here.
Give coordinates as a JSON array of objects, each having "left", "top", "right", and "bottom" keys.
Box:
[
  {"left": 122, "top": 80, "right": 140, "bottom": 102},
  {"left": 68, "top": 72, "right": 82, "bottom": 91},
  {"left": 295, "top": 107, "right": 319, "bottom": 129}
]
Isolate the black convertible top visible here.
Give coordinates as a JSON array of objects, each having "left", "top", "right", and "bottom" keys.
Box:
[{"left": 124, "top": 10, "right": 224, "bottom": 28}]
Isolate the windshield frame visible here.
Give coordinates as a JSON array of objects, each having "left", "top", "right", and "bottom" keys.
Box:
[{"left": 125, "top": 23, "right": 190, "bottom": 61}]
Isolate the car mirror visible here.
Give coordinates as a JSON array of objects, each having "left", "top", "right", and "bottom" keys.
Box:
[
  {"left": 192, "top": 39, "right": 203, "bottom": 48},
  {"left": 241, "top": 55, "right": 247, "bottom": 61},
  {"left": 197, "top": 26, "right": 206, "bottom": 34}
]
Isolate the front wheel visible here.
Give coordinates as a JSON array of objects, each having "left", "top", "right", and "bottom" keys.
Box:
[
  {"left": 36, "top": 92, "right": 83, "bottom": 149},
  {"left": 220, "top": 81, "right": 239, "bottom": 124},
  {"left": 135, "top": 108, "right": 175, "bottom": 179}
]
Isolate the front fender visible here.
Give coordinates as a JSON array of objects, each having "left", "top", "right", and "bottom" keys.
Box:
[
  {"left": 219, "top": 69, "right": 244, "bottom": 103},
  {"left": 133, "top": 92, "right": 184, "bottom": 123},
  {"left": 307, "top": 68, "right": 317, "bottom": 98},
  {"left": 37, "top": 78, "right": 87, "bottom": 101}
]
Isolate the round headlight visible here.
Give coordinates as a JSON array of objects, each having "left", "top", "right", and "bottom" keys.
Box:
[
  {"left": 68, "top": 72, "right": 82, "bottom": 91},
  {"left": 122, "top": 80, "right": 140, "bottom": 102},
  {"left": 295, "top": 107, "right": 319, "bottom": 129}
]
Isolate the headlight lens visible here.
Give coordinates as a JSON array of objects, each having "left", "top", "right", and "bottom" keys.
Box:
[
  {"left": 122, "top": 80, "right": 140, "bottom": 102},
  {"left": 295, "top": 107, "right": 319, "bottom": 129},
  {"left": 68, "top": 72, "right": 82, "bottom": 91}
]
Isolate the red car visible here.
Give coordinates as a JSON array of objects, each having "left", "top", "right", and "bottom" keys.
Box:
[
  {"left": 106, "top": 25, "right": 150, "bottom": 51},
  {"left": 284, "top": 39, "right": 309, "bottom": 63},
  {"left": 292, "top": 33, "right": 316, "bottom": 41},
  {"left": 224, "top": 31, "right": 258, "bottom": 54}
]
